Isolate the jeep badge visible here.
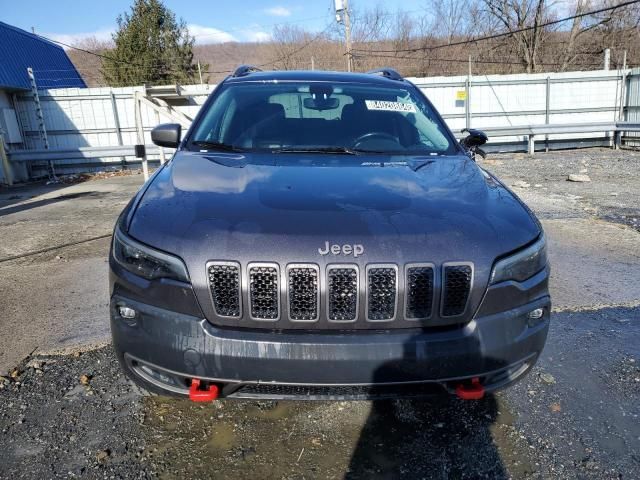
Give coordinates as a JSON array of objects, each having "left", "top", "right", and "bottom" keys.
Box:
[{"left": 318, "top": 241, "right": 364, "bottom": 257}]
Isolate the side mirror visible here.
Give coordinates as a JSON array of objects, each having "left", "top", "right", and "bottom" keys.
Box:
[
  {"left": 151, "top": 123, "right": 181, "bottom": 148},
  {"left": 460, "top": 128, "right": 488, "bottom": 160},
  {"left": 460, "top": 128, "right": 488, "bottom": 148}
]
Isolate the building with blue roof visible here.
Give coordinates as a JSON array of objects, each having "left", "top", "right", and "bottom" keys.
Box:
[
  {"left": 0, "top": 21, "right": 86, "bottom": 91},
  {"left": 0, "top": 21, "right": 86, "bottom": 184}
]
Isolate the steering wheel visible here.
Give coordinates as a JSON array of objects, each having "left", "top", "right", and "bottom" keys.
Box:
[{"left": 353, "top": 132, "right": 399, "bottom": 149}]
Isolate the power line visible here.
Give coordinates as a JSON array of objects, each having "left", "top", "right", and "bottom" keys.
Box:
[
  {"left": 353, "top": 52, "right": 603, "bottom": 68},
  {"left": 32, "top": 32, "right": 207, "bottom": 76},
  {"left": 352, "top": 0, "right": 640, "bottom": 54}
]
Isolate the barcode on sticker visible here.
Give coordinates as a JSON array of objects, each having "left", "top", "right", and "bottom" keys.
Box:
[{"left": 365, "top": 100, "right": 416, "bottom": 113}]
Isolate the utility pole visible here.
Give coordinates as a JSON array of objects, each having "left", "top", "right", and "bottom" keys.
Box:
[
  {"left": 344, "top": 0, "right": 352, "bottom": 72},
  {"left": 603, "top": 48, "right": 610, "bottom": 71},
  {"left": 335, "top": 0, "right": 353, "bottom": 72},
  {"left": 311, "top": 56, "right": 315, "bottom": 71}
]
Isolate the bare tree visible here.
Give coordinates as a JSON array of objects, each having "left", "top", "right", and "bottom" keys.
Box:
[
  {"left": 481, "top": 0, "right": 549, "bottom": 72},
  {"left": 66, "top": 37, "right": 113, "bottom": 87}
]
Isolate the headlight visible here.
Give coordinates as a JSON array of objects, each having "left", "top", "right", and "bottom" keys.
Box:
[
  {"left": 490, "top": 235, "right": 547, "bottom": 284},
  {"left": 112, "top": 227, "right": 189, "bottom": 282}
]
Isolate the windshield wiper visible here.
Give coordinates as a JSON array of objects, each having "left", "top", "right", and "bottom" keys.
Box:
[
  {"left": 273, "top": 146, "right": 359, "bottom": 155},
  {"left": 192, "top": 141, "right": 244, "bottom": 152}
]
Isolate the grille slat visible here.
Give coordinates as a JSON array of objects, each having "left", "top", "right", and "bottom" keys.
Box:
[
  {"left": 207, "top": 263, "right": 241, "bottom": 317},
  {"left": 367, "top": 266, "right": 397, "bottom": 321},
  {"left": 442, "top": 264, "right": 473, "bottom": 317},
  {"left": 327, "top": 267, "right": 359, "bottom": 321},
  {"left": 288, "top": 266, "right": 319, "bottom": 321},
  {"left": 406, "top": 265, "right": 434, "bottom": 319},
  {"left": 249, "top": 264, "right": 280, "bottom": 320}
]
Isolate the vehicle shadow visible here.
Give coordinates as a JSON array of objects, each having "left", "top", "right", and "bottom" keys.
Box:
[
  {"left": 346, "top": 395, "right": 505, "bottom": 479},
  {"left": 0, "top": 190, "right": 105, "bottom": 217},
  {"left": 346, "top": 329, "right": 509, "bottom": 479}
]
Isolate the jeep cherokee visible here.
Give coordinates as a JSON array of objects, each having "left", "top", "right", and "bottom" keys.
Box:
[{"left": 110, "top": 66, "right": 550, "bottom": 401}]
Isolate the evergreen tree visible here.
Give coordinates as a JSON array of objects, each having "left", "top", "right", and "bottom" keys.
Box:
[{"left": 102, "top": 0, "right": 197, "bottom": 86}]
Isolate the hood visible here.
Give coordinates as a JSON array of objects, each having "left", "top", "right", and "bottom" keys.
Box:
[{"left": 128, "top": 151, "right": 540, "bottom": 327}]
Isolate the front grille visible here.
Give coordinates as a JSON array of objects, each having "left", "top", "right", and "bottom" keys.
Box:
[
  {"left": 366, "top": 266, "right": 397, "bottom": 321},
  {"left": 405, "top": 265, "right": 434, "bottom": 319},
  {"left": 327, "top": 266, "right": 359, "bottom": 321},
  {"left": 287, "top": 265, "right": 319, "bottom": 321},
  {"left": 207, "top": 260, "right": 475, "bottom": 325},
  {"left": 248, "top": 264, "right": 279, "bottom": 320},
  {"left": 442, "top": 264, "right": 473, "bottom": 317},
  {"left": 207, "top": 262, "right": 241, "bottom": 317}
]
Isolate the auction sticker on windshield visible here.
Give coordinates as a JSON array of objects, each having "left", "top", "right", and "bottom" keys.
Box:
[{"left": 365, "top": 100, "right": 416, "bottom": 113}]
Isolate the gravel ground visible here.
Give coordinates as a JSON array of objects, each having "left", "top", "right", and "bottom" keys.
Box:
[
  {"left": 481, "top": 147, "right": 640, "bottom": 231},
  {"left": 1, "top": 148, "right": 639, "bottom": 479}
]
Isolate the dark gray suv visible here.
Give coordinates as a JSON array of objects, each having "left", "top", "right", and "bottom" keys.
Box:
[{"left": 110, "top": 67, "right": 550, "bottom": 401}]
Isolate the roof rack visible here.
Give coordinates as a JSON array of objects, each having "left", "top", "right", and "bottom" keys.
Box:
[
  {"left": 232, "top": 65, "right": 263, "bottom": 78},
  {"left": 365, "top": 68, "right": 404, "bottom": 81}
]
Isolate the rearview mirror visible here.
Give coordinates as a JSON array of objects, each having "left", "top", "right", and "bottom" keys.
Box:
[
  {"left": 151, "top": 123, "right": 181, "bottom": 148},
  {"left": 303, "top": 97, "right": 339, "bottom": 111}
]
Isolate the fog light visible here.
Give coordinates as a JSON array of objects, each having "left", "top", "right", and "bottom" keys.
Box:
[
  {"left": 118, "top": 306, "right": 137, "bottom": 319},
  {"left": 528, "top": 308, "right": 544, "bottom": 319}
]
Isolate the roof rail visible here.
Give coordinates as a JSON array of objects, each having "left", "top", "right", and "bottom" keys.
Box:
[
  {"left": 232, "top": 65, "right": 262, "bottom": 78},
  {"left": 366, "top": 68, "right": 404, "bottom": 81}
]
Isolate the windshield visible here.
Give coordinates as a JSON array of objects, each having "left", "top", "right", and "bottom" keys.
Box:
[{"left": 188, "top": 81, "right": 458, "bottom": 155}]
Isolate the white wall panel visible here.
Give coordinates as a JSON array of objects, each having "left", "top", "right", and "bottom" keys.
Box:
[{"left": 8, "top": 69, "right": 632, "bottom": 175}]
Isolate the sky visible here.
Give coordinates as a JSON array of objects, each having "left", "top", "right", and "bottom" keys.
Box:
[{"left": 1, "top": 0, "right": 425, "bottom": 46}]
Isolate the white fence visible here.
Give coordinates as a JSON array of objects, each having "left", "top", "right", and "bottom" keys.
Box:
[{"left": 2, "top": 68, "right": 637, "bottom": 181}]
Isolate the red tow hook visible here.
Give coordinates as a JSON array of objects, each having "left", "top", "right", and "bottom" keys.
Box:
[
  {"left": 189, "top": 378, "right": 219, "bottom": 402},
  {"left": 455, "top": 377, "right": 485, "bottom": 400}
]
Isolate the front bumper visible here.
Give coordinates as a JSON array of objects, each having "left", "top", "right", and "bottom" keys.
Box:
[{"left": 111, "top": 293, "right": 550, "bottom": 399}]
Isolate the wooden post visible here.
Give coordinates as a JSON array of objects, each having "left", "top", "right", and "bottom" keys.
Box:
[
  {"left": 528, "top": 135, "right": 535, "bottom": 155},
  {"left": 110, "top": 90, "right": 126, "bottom": 169},
  {"left": 154, "top": 109, "right": 166, "bottom": 165},
  {"left": 197, "top": 61, "right": 204, "bottom": 85},
  {"left": 0, "top": 135, "right": 13, "bottom": 186},
  {"left": 134, "top": 91, "right": 149, "bottom": 180},
  {"left": 545, "top": 77, "right": 550, "bottom": 152}
]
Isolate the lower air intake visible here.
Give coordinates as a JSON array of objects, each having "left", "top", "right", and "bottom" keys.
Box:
[
  {"left": 442, "top": 264, "right": 472, "bottom": 317},
  {"left": 327, "top": 267, "right": 358, "bottom": 321},
  {"left": 207, "top": 263, "right": 241, "bottom": 317},
  {"left": 231, "top": 382, "right": 445, "bottom": 399},
  {"left": 249, "top": 264, "right": 279, "bottom": 320}
]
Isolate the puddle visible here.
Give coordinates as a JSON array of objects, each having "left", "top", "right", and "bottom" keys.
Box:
[
  {"left": 140, "top": 395, "right": 542, "bottom": 479},
  {"left": 206, "top": 421, "right": 237, "bottom": 451}
]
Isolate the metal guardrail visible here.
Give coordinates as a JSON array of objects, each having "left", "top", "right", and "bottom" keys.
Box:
[
  {"left": 7, "top": 145, "right": 163, "bottom": 162},
  {"left": 453, "top": 121, "right": 640, "bottom": 154},
  {"left": 6, "top": 122, "right": 640, "bottom": 167}
]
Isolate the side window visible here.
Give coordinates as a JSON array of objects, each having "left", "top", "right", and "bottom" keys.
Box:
[
  {"left": 192, "top": 88, "right": 235, "bottom": 142},
  {"left": 218, "top": 98, "right": 238, "bottom": 142},
  {"left": 404, "top": 93, "right": 450, "bottom": 150}
]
